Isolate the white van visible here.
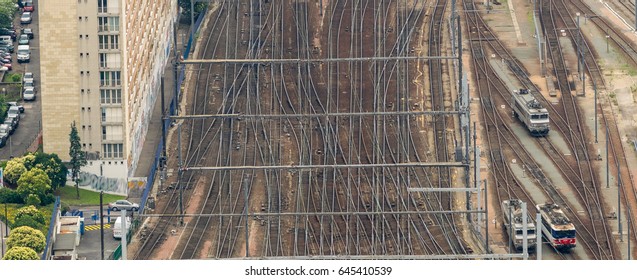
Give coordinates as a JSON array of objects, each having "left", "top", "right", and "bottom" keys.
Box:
[
  {"left": 0, "top": 35, "right": 11, "bottom": 45},
  {"left": 17, "top": 45, "right": 30, "bottom": 63},
  {"left": 112, "top": 216, "right": 131, "bottom": 239}
]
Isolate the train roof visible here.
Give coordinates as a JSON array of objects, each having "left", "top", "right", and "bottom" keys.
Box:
[
  {"left": 536, "top": 203, "right": 575, "bottom": 231},
  {"left": 502, "top": 199, "right": 535, "bottom": 228},
  {"left": 512, "top": 89, "right": 548, "bottom": 114}
]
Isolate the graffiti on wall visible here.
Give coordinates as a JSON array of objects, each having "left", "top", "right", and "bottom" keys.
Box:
[
  {"left": 127, "top": 18, "right": 174, "bottom": 177},
  {"left": 75, "top": 171, "right": 128, "bottom": 195}
]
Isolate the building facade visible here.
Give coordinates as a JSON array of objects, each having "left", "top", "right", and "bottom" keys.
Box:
[{"left": 40, "top": 0, "right": 177, "bottom": 179}]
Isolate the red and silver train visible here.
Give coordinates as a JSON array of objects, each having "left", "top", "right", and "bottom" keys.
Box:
[{"left": 536, "top": 203, "right": 576, "bottom": 249}]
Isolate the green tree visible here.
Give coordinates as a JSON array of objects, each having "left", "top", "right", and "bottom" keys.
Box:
[
  {"left": 32, "top": 152, "right": 68, "bottom": 191},
  {"left": 16, "top": 168, "right": 52, "bottom": 204},
  {"left": 6, "top": 226, "right": 46, "bottom": 253},
  {"left": 69, "top": 122, "right": 86, "bottom": 199},
  {"left": 0, "top": 0, "right": 17, "bottom": 29},
  {"left": 26, "top": 194, "right": 41, "bottom": 206},
  {"left": 13, "top": 215, "right": 45, "bottom": 232},
  {"left": 15, "top": 205, "right": 46, "bottom": 224},
  {"left": 0, "top": 187, "right": 22, "bottom": 203},
  {"left": 4, "top": 157, "right": 27, "bottom": 186},
  {"left": 178, "top": 0, "right": 207, "bottom": 22},
  {"left": 2, "top": 246, "right": 39, "bottom": 260},
  {"left": 21, "top": 153, "right": 36, "bottom": 170}
]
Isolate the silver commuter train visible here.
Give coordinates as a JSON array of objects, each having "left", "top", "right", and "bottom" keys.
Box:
[{"left": 511, "top": 89, "right": 549, "bottom": 136}]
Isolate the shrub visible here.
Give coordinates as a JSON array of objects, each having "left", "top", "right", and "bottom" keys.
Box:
[
  {"left": 6, "top": 226, "right": 46, "bottom": 253},
  {"left": 13, "top": 215, "right": 44, "bottom": 232},
  {"left": 4, "top": 158, "right": 27, "bottom": 185},
  {"left": 2, "top": 246, "right": 39, "bottom": 260},
  {"left": 16, "top": 168, "right": 52, "bottom": 203},
  {"left": 41, "top": 193, "right": 55, "bottom": 205},
  {"left": 10, "top": 74, "right": 21, "bottom": 83},
  {"left": 60, "top": 201, "right": 71, "bottom": 215},
  {"left": 14, "top": 205, "right": 45, "bottom": 224},
  {"left": 0, "top": 187, "right": 23, "bottom": 204},
  {"left": 26, "top": 194, "right": 41, "bottom": 206}
]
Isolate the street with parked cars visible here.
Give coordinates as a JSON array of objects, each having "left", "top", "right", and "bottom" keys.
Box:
[{"left": 0, "top": 0, "right": 41, "bottom": 158}]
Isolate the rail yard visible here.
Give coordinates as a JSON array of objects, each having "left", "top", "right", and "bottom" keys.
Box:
[{"left": 130, "top": 0, "right": 637, "bottom": 260}]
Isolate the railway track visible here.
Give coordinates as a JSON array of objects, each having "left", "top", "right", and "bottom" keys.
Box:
[
  {"left": 134, "top": 0, "right": 477, "bottom": 259},
  {"left": 460, "top": 0, "right": 618, "bottom": 259},
  {"left": 540, "top": 0, "right": 616, "bottom": 259},
  {"left": 565, "top": 0, "right": 637, "bottom": 256}
]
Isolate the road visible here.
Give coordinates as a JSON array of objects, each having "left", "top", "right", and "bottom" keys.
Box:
[{"left": 0, "top": 0, "right": 42, "bottom": 160}]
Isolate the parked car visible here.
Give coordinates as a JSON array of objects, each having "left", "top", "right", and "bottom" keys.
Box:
[
  {"left": 1, "top": 62, "right": 12, "bottom": 71},
  {"left": 23, "top": 87, "right": 35, "bottom": 101},
  {"left": 108, "top": 200, "right": 139, "bottom": 212},
  {"left": 18, "top": 34, "right": 28, "bottom": 45},
  {"left": 7, "top": 102, "right": 24, "bottom": 113},
  {"left": 0, "top": 28, "right": 15, "bottom": 41},
  {"left": 0, "top": 124, "right": 11, "bottom": 141},
  {"left": 7, "top": 106, "right": 20, "bottom": 124},
  {"left": 23, "top": 72, "right": 33, "bottom": 84},
  {"left": 23, "top": 81, "right": 34, "bottom": 88},
  {"left": 3, "top": 117, "right": 16, "bottom": 134},
  {"left": 23, "top": 3, "right": 34, "bottom": 12},
  {"left": 0, "top": 43, "right": 14, "bottom": 53},
  {"left": 0, "top": 128, "right": 7, "bottom": 148},
  {"left": 21, "top": 28, "right": 33, "bottom": 39},
  {"left": 0, "top": 35, "right": 11, "bottom": 45},
  {"left": 20, "top": 12, "right": 32, "bottom": 24},
  {"left": 17, "top": 45, "right": 29, "bottom": 62},
  {"left": 0, "top": 58, "right": 10, "bottom": 64}
]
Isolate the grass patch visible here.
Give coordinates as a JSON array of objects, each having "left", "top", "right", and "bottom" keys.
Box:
[
  {"left": 56, "top": 186, "right": 126, "bottom": 206},
  {"left": 2, "top": 73, "right": 21, "bottom": 83}
]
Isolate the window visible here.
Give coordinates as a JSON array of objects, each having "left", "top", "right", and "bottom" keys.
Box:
[
  {"left": 102, "top": 143, "right": 124, "bottom": 159},
  {"left": 98, "top": 0, "right": 108, "bottom": 13},
  {"left": 98, "top": 16, "right": 119, "bottom": 32},
  {"left": 100, "top": 89, "right": 122, "bottom": 104},
  {"left": 99, "top": 53, "right": 121, "bottom": 68},
  {"left": 100, "top": 107, "right": 123, "bottom": 122},
  {"left": 101, "top": 126, "right": 123, "bottom": 141},
  {"left": 98, "top": 35, "right": 119, "bottom": 50},
  {"left": 100, "top": 71, "right": 121, "bottom": 86}
]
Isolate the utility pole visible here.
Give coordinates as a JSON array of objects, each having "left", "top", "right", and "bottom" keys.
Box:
[
  {"left": 174, "top": 14, "right": 181, "bottom": 116},
  {"left": 576, "top": 13, "right": 581, "bottom": 80},
  {"left": 618, "top": 166, "right": 622, "bottom": 242},
  {"left": 606, "top": 127, "right": 609, "bottom": 188},
  {"left": 1, "top": 221, "right": 4, "bottom": 258},
  {"left": 536, "top": 213, "right": 542, "bottom": 260},
  {"left": 178, "top": 123, "right": 184, "bottom": 226},
  {"left": 160, "top": 78, "right": 167, "bottom": 192},
  {"left": 484, "top": 180, "right": 489, "bottom": 254},
  {"left": 594, "top": 82, "right": 597, "bottom": 143},
  {"left": 120, "top": 209, "right": 127, "bottom": 260},
  {"left": 243, "top": 177, "right": 249, "bottom": 257},
  {"left": 522, "top": 202, "right": 528, "bottom": 260},
  {"left": 100, "top": 191, "right": 105, "bottom": 260}
]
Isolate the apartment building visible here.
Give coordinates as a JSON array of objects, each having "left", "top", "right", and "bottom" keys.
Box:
[{"left": 39, "top": 0, "right": 177, "bottom": 178}]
